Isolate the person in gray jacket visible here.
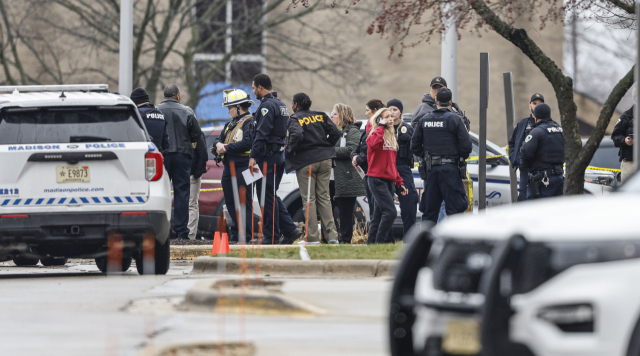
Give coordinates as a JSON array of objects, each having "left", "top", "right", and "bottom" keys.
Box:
[
  {"left": 331, "top": 103, "right": 366, "bottom": 243},
  {"left": 156, "top": 85, "right": 203, "bottom": 240}
]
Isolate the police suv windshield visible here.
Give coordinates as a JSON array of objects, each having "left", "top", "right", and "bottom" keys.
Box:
[{"left": 0, "top": 106, "right": 146, "bottom": 144}]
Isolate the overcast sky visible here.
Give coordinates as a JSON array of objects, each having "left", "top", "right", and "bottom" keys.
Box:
[{"left": 563, "top": 11, "right": 636, "bottom": 113}]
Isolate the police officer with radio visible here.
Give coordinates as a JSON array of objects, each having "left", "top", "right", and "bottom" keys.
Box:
[
  {"left": 520, "top": 103, "right": 565, "bottom": 199},
  {"left": 213, "top": 89, "right": 255, "bottom": 244},
  {"left": 508, "top": 93, "right": 544, "bottom": 202},
  {"left": 411, "top": 88, "right": 471, "bottom": 224},
  {"left": 387, "top": 99, "right": 419, "bottom": 236},
  {"left": 248, "top": 74, "right": 302, "bottom": 245}
]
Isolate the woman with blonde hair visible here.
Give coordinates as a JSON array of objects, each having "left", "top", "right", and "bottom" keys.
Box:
[
  {"left": 330, "top": 103, "right": 366, "bottom": 243},
  {"left": 366, "top": 108, "right": 408, "bottom": 244}
]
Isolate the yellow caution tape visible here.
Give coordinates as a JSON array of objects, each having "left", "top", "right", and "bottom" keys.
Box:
[{"left": 562, "top": 164, "right": 621, "bottom": 173}]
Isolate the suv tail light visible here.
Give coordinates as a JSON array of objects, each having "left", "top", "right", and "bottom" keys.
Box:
[{"left": 145, "top": 151, "right": 163, "bottom": 181}]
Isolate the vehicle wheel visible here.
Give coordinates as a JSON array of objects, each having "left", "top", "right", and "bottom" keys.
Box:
[
  {"left": 40, "top": 257, "right": 68, "bottom": 266},
  {"left": 13, "top": 256, "right": 40, "bottom": 266},
  {"left": 95, "top": 256, "right": 133, "bottom": 273},
  {"left": 135, "top": 236, "right": 170, "bottom": 275}
]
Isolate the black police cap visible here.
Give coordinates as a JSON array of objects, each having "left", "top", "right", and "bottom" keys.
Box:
[
  {"left": 436, "top": 87, "right": 453, "bottom": 103},
  {"left": 430, "top": 76, "right": 447, "bottom": 88},
  {"left": 530, "top": 93, "right": 544, "bottom": 103}
]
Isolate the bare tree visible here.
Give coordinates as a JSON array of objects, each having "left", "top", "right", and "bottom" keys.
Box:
[{"left": 302, "top": 0, "right": 635, "bottom": 195}]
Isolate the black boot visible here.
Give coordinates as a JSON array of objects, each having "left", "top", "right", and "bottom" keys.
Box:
[{"left": 279, "top": 229, "right": 303, "bottom": 245}]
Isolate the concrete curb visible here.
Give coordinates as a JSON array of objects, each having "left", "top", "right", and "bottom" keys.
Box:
[
  {"left": 183, "top": 279, "right": 324, "bottom": 316},
  {"left": 190, "top": 257, "right": 398, "bottom": 278}
]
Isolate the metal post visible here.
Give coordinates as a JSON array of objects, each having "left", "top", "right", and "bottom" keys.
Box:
[
  {"left": 118, "top": 0, "right": 133, "bottom": 96},
  {"left": 441, "top": 2, "right": 457, "bottom": 102},
  {"left": 503, "top": 72, "right": 518, "bottom": 203},
  {"left": 634, "top": 2, "right": 640, "bottom": 173},
  {"left": 478, "top": 53, "right": 490, "bottom": 210}
]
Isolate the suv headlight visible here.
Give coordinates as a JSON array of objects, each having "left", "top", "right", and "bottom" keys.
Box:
[{"left": 537, "top": 304, "right": 594, "bottom": 332}]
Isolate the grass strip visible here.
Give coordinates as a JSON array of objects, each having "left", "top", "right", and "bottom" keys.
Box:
[{"left": 212, "top": 243, "right": 404, "bottom": 260}]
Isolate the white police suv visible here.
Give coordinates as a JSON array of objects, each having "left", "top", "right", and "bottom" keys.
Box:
[
  {"left": 390, "top": 174, "right": 640, "bottom": 356},
  {"left": 0, "top": 85, "right": 172, "bottom": 274}
]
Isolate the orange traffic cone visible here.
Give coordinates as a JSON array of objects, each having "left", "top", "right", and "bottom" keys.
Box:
[
  {"left": 220, "top": 233, "right": 230, "bottom": 254},
  {"left": 211, "top": 231, "right": 221, "bottom": 256}
]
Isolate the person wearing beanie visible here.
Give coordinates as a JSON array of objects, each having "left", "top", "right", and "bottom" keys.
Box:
[
  {"left": 411, "top": 87, "right": 472, "bottom": 224},
  {"left": 387, "top": 99, "right": 419, "bottom": 239},
  {"left": 520, "top": 102, "right": 565, "bottom": 200},
  {"left": 130, "top": 87, "right": 169, "bottom": 153},
  {"left": 508, "top": 93, "right": 544, "bottom": 202}
]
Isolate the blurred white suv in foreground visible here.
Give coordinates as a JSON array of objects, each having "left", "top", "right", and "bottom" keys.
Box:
[
  {"left": 389, "top": 173, "right": 640, "bottom": 356},
  {"left": 0, "top": 85, "right": 172, "bottom": 274}
]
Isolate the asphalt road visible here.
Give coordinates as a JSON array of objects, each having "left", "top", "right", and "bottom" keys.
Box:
[{"left": 0, "top": 259, "right": 391, "bottom": 356}]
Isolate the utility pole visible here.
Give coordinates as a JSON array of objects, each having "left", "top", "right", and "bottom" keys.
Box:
[
  {"left": 478, "top": 53, "right": 490, "bottom": 210},
  {"left": 441, "top": 2, "right": 457, "bottom": 102},
  {"left": 119, "top": 0, "right": 133, "bottom": 96}
]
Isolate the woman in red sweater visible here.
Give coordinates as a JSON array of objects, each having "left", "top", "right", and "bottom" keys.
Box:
[{"left": 366, "top": 108, "right": 408, "bottom": 244}]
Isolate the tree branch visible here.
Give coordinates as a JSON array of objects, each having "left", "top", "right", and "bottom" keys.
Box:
[
  {"left": 609, "top": 0, "right": 635, "bottom": 15},
  {"left": 579, "top": 65, "right": 635, "bottom": 168}
]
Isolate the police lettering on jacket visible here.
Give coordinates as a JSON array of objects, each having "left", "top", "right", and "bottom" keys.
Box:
[
  {"left": 410, "top": 108, "right": 472, "bottom": 159},
  {"left": 297, "top": 114, "right": 324, "bottom": 126},
  {"left": 520, "top": 118, "right": 565, "bottom": 172}
]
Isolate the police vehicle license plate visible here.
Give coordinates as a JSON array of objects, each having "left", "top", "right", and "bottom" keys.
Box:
[
  {"left": 56, "top": 166, "right": 90, "bottom": 183},
  {"left": 441, "top": 319, "right": 481, "bottom": 355}
]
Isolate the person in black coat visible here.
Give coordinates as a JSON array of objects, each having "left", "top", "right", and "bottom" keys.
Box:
[
  {"left": 188, "top": 131, "right": 208, "bottom": 240},
  {"left": 508, "top": 93, "right": 544, "bottom": 201},
  {"left": 612, "top": 91, "right": 636, "bottom": 182},
  {"left": 284, "top": 93, "right": 341, "bottom": 244}
]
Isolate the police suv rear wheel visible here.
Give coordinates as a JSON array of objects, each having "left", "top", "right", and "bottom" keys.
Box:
[
  {"left": 95, "top": 256, "right": 133, "bottom": 273},
  {"left": 40, "top": 257, "right": 68, "bottom": 266},
  {"left": 134, "top": 237, "right": 170, "bottom": 275},
  {"left": 13, "top": 256, "right": 40, "bottom": 266}
]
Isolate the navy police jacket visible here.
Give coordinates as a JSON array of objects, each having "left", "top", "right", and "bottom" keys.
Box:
[
  {"left": 138, "top": 103, "right": 169, "bottom": 153},
  {"left": 611, "top": 106, "right": 635, "bottom": 162},
  {"left": 250, "top": 92, "right": 289, "bottom": 159},
  {"left": 507, "top": 115, "right": 536, "bottom": 168},
  {"left": 520, "top": 118, "right": 565, "bottom": 172},
  {"left": 394, "top": 121, "right": 414, "bottom": 166},
  {"left": 285, "top": 109, "right": 341, "bottom": 173},
  {"left": 411, "top": 108, "right": 472, "bottom": 160}
]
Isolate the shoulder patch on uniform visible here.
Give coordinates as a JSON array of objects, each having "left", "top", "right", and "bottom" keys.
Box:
[
  {"left": 617, "top": 118, "right": 621, "bottom": 124},
  {"left": 451, "top": 106, "right": 458, "bottom": 112},
  {"left": 261, "top": 108, "right": 269, "bottom": 116},
  {"left": 525, "top": 134, "right": 533, "bottom": 143},
  {"left": 401, "top": 126, "right": 407, "bottom": 133}
]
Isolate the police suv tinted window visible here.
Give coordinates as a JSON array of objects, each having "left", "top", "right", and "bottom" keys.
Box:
[
  {"left": 588, "top": 146, "right": 619, "bottom": 169},
  {"left": 0, "top": 106, "right": 146, "bottom": 144}
]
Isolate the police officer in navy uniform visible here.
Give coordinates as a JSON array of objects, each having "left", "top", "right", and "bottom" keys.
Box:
[
  {"left": 387, "top": 99, "right": 419, "bottom": 237},
  {"left": 248, "top": 74, "right": 302, "bottom": 245},
  {"left": 520, "top": 102, "right": 565, "bottom": 199},
  {"left": 411, "top": 88, "right": 472, "bottom": 224},
  {"left": 130, "top": 87, "right": 169, "bottom": 152},
  {"left": 213, "top": 89, "right": 255, "bottom": 244},
  {"left": 508, "top": 93, "right": 544, "bottom": 202}
]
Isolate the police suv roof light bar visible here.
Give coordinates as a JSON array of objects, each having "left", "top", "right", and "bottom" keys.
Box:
[{"left": 0, "top": 84, "right": 109, "bottom": 93}]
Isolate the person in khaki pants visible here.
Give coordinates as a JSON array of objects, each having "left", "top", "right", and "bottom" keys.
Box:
[
  {"left": 284, "top": 93, "right": 341, "bottom": 244},
  {"left": 296, "top": 159, "right": 336, "bottom": 244}
]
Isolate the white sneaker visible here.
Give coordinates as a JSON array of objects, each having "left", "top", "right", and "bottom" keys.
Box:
[{"left": 297, "top": 241, "right": 321, "bottom": 245}]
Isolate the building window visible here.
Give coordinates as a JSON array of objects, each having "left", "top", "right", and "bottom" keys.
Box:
[{"left": 194, "top": 0, "right": 265, "bottom": 85}]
